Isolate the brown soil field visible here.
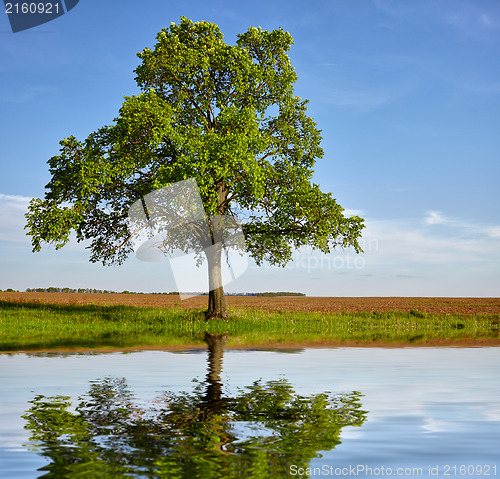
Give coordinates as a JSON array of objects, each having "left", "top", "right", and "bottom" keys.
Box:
[{"left": 1, "top": 292, "right": 499, "bottom": 315}]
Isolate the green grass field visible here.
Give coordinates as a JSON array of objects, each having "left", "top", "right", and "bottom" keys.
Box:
[{"left": 1, "top": 300, "right": 498, "bottom": 351}]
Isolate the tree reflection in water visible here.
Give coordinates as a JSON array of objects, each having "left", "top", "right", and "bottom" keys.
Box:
[{"left": 23, "top": 334, "right": 367, "bottom": 478}]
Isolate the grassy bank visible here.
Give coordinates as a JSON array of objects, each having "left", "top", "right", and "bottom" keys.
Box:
[{"left": 0, "top": 300, "right": 498, "bottom": 351}]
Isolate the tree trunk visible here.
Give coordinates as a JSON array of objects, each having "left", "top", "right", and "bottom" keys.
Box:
[
  {"left": 205, "top": 242, "right": 228, "bottom": 320},
  {"left": 206, "top": 286, "right": 228, "bottom": 320},
  {"left": 202, "top": 332, "right": 228, "bottom": 410},
  {"left": 205, "top": 183, "right": 229, "bottom": 320},
  {"left": 201, "top": 333, "right": 230, "bottom": 453}
]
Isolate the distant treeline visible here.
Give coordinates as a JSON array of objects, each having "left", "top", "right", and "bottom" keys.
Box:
[
  {"left": 2, "top": 288, "right": 305, "bottom": 297},
  {"left": 244, "top": 292, "right": 306, "bottom": 297},
  {"left": 24, "top": 287, "right": 122, "bottom": 294}
]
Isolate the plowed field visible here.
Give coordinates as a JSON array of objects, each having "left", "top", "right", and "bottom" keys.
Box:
[{"left": 1, "top": 292, "right": 499, "bottom": 315}]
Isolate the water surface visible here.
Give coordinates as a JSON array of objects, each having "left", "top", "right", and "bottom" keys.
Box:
[{"left": 1, "top": 345, "right": 499, "bottom": 478}]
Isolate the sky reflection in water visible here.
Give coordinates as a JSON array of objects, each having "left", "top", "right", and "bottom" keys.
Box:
[{"left": 1, "top": 344, "right": 499, "bottom": 478}]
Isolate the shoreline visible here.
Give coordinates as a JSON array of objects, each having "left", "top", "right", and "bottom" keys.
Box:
[{"left": 3, "top": 336, "right": 500, "bottom": 355}]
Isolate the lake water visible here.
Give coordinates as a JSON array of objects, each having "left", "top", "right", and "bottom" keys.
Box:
[{"left": 1, "top": 345, "right": 499, "bottom": 478}]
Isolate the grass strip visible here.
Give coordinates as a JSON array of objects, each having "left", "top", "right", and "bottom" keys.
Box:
[{"left": 0, "top": 300, "right": 498, "bottom": 351}]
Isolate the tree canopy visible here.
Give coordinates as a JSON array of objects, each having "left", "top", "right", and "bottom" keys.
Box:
[{"left": 25, "top": 17, "right": 364, "bottom": 317}]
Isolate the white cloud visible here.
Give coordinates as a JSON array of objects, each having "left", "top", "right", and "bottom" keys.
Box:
[
  {"left": 351, "top": 211, "right": 500, "bottom": 284},
  {"left": 486, "top": 226, "right": 500, "bottom": 239},
  {"left": 0, "top": 193, "right": 31, "bottom": 205},
  {"left": 424, "top": 211, "right": 448, "bottom": 225},
  {"left": 263, "top": 209, "right": 500, "bottom": 296},
  {"left": 0, "top": 193, "right": 109, "bottom": 255},
  {"left": 0, "top": 193, "right": 31, "bottom": 242},
  {"left": 362, "top": 218, "right": 492, "bottom": 265},
  {"left": 343, "top": 208, "right": 364, "bottom": 217},
  {"left": 424, "top": 211, "right": 500, "bottom": 240}
]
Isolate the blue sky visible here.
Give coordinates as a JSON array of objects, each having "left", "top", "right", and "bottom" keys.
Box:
[{"left": 0, "top": 0, "right": 499, "bottom": 296}]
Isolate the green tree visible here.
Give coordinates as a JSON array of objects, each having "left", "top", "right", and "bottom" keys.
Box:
[{"left": 25, "top": 17, "right": 364, "bottom": 319}]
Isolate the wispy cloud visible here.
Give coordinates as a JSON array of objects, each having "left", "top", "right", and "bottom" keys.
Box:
[
  {"left": 424, "top": 211, "right": 448, "bottom": 225},
  {"left": 0, "top": 85, "right": 54, "bottom": 103},
  {"left": 316, "top": 65, "right": 418, "bottom": 113},
  {"left": 372, "top": 0, "right": 422, "bottom": 18},
  {"left": 463, "top": 82, "right": 500, "bottom": 95},
  {"left": 444, "top": 3, "right": 500, "bottom": 40},
  {"left": 344, "top": 208, "right": 365, "bottom": 217},
  {"left": 325, "top": 88, "right": 389, "bottom": 111},
  {"left": 0, "top": 193, "right": 31, "bottom": 242},
  {"left": 363, "top": 219, "right": 492, "bottom": 265},
  {"left": 0, "top": 193, "right": 31, "bottom": 206},
  {"left": 445, "top": 10, "right": 499, "bottom": 31},
  {"left": 479, "top": 13, "right": 498, "bottom": 28},
  {"left": 291, "top": 209, "right": 500, "bottom": 274},
  {"left": 424, "top": 210, "right": 500, "bottom": 240},
  {"left": 0, "top": 193, "right": 92, "bottom": 253},
  {"left": 373, "top": 0, "right": 499, "bottom": 41},
  {"left": 486, "top": 226, "right": 500, "bottom": 240},
  {"left": 339, "top": 211, "right": 500, "bottom": 291}
]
